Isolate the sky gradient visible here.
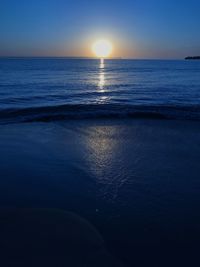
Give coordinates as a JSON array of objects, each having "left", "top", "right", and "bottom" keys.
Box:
[{"left": 1, "top": 0, "right": 200, "bottom": 59}]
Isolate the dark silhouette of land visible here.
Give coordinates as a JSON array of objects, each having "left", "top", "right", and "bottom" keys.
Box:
[{"left": 185, "top": 56, "right": 200, "bottom": 60}]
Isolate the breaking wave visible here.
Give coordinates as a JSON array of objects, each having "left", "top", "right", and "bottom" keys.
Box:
[{"left": 1, "top": 103, "right": 200, "bottom": 124}]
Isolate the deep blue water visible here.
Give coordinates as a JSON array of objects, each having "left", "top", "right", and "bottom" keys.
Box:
[
  {"left": 1, "top": 59, "right": 200, "bottom": 266},
  {"left": 0, "top": 58, "right": 200, "bottom": 123}
]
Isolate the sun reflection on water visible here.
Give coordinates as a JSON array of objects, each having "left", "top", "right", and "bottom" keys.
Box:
[
  {"left": 98, "top": 58, "right": 105, "bottom": 92},
  {"left": 100, "top": 58, "right": 104, "bottom": 69},
  {"left": 99, "top": 73, "right": 105, "bottom": 91},
  {"left": 82, "top": 125, "right": 123, "bottom": 200},
  {"left": 97, "top": 58, "right": 110, "bottom": 104}
]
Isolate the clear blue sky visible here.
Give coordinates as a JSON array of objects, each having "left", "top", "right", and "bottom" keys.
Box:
[{"left": 1, "top": 0, "right": 200, "bottom": 58}]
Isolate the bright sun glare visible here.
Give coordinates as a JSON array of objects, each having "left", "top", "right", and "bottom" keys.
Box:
[{"left": 92, "top": 40, "right": 113, "bottom": 58}]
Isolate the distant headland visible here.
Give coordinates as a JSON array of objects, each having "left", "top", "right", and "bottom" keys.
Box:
[{"left": 185, "top": 56, "right": 200, "bottom": 60}]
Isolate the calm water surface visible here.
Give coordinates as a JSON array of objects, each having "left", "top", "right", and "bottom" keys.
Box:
[
  {"left": 0, "top": 59, "right": 200, "bottom": 266},
  {"left": 0, "top": 58, "right": 200, "bottom": 122}
]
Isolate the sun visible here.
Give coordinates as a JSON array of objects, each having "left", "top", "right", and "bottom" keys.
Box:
[{"left": 92, "top": 40, "right": 113, "bottom": 58}]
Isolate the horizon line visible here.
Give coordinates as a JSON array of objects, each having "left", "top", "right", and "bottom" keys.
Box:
[{"left": 0, "top": 56, "right": 184, "bottom": 60}]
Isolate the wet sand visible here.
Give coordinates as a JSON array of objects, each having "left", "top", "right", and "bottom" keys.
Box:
[{"left": 0, "top": 119, "right": 200, "bottom": 266}]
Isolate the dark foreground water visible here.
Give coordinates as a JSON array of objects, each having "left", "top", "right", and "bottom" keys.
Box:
[
  {"left": 0, "top": 59, "right": 200, "bottom": 266},
  {"left": 0, "top": 120, "right": 200, "bottom": 266}
]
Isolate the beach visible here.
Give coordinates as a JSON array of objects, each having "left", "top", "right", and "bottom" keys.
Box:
[
  {"left": 1, "top": 0, "right": 200, "bottom": 265},
  {"left": 1, "top": 118, "right": 200, "bottom": 266}
]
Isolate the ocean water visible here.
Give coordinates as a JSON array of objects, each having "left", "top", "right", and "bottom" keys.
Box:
[
  {"left": 1, "top": 58, "right": 200, "bottom": 266},
  {"left": 1, "top": 119, "right": 200, "bottom": 267},
  {"left": 0, "top": 58, "right": 200, "bottom": 123}
]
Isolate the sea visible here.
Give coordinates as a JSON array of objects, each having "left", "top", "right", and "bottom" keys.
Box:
[
  {"left": 0, "top": 58, "right": 200, "bottom": 123},
  {"left": 1, "top": 58, "right": 200, "bottom": 267}
]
